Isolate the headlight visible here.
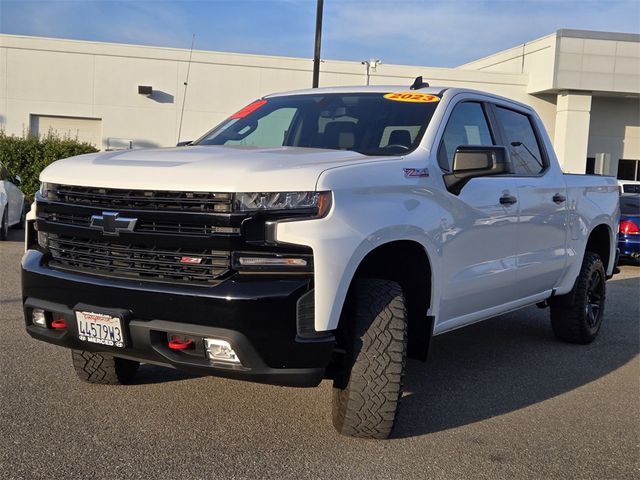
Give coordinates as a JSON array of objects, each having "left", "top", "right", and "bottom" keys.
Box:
[
  {"left": 39, "top": 182, "right": 58, "bottom": 200},
  {"left": 233, "top": 191, "right": 332, "bottom": 217}
]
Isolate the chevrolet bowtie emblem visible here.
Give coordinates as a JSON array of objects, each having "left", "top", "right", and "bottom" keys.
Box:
[{"left": 90, "top": 211, "right": 138, "bottom": 236}]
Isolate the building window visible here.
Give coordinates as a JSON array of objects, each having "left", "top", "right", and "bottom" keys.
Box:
[
  {"left": 617, "top": 159, "right": 640, "bottom": 181},
  {"left": 586, "top": 157, "right": 595, "bottom": 174}
]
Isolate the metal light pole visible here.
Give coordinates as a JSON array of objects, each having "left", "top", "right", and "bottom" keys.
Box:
[
  {"left": 312, "top": 0, "right": 323, "bottom": 88},
  {"left": 361, "top": 59, "right": 382, "bottom": 85}
]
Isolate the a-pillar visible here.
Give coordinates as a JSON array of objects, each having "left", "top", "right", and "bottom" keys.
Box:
[{"left": 553, "top": 91, "right": 592, "bottom": 173}]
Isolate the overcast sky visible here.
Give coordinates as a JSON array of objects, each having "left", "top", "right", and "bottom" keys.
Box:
[{"left": 1, "top": 0, "right": 638, "bottom": 67}]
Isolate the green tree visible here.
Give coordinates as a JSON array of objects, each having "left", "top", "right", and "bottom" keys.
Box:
[{"left": 0, "top": 130, "right": 98, "bottom": 198}]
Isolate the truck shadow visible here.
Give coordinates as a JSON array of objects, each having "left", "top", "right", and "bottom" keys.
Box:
[
  {"left": 133, "top": 365, "right": 201, "bottom": 384},
  {"left": 394, "top": 275, "right": 639, "bottom": 439},
  {"left": 5, "top": 227, "right": 25, "bottom": 242}
]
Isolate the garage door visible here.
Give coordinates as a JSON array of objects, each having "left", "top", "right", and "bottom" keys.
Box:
[{"left": 31, "top": 115, "right": 102, "bottom": 148}]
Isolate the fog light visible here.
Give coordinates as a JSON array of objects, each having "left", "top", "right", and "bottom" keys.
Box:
[
  {"left": 204, "top": 338, "right": 240, "bottom": 364},
  {"left": 32, "top": 309, "right": 47, "bottom": 328}
]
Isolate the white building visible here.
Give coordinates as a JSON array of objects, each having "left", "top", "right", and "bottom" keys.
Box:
[{"left": 0, "top": 29, "right": 638, "bottom": 179}]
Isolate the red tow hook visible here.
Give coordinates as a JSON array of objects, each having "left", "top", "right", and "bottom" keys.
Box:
[
  {"left": 168, "top": 338, "right": 194, "bottom": 350},
  {"left": 51, "top": 318, "right": 67, "bottom": 329}
]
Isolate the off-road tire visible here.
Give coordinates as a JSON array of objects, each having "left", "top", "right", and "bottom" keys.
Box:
[
  {"left": 332, "top": 278, "right": 408, "bottom": 439},
  {"left": 72, "top": 350, "right": 139, "bottom": 385},
  {"left": 0, "top": 206, "right": 8, "bottom": 240},
  {"left": 550, "top": 251, "right": 606, "bottom": 344}
]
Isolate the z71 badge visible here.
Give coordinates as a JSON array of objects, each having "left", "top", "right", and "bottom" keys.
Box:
[{"left": 403, "top": 168, "right": 429, "bottom": 178}]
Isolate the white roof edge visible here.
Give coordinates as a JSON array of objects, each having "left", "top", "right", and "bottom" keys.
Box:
[
  {"left": 0, "top": 33, "right": 315, "bottom": 63},
  {"left": 265, "top": 85, "right": 449, "bottom": 97},
  {"left": 0, "top": 33, "right": 529, "bottom": 77},
  {"left": 456, "top": 32, "right": 557, "bottom": 69},
  {"left": 457, "top": 28, "right": 639, "bottom": 69},
  {"left": 557, "top": 29, "right": 640, "bottom": 42}
]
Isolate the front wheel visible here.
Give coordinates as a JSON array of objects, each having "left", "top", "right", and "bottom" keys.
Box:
[
  {"left": 550, "top": 251, "right": 606, "bottom": 344},
  {"left": 72, "top": 350, "right": 139, "bottom": 385},
  {"left": 332, "top": 278, "right": 408, "bottom": 439}
]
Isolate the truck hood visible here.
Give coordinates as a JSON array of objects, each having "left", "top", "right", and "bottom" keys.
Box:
[{"left": 40, "top": 146, "right": 377, "bottom": 192}]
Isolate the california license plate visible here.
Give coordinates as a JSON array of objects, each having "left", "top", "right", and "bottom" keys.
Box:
[{"left": 76, "top": 311, "right": 125, "bottom": 348}]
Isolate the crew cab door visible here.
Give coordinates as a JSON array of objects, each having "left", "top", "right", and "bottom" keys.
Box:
[
  {"left": 491, "top": 105, "right": 568, "bottom": 296},
  {"left": 435, "top": 100, "right": 520, "bottom": 326}
]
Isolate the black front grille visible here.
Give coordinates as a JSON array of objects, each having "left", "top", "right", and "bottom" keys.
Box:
[
  {"left": 41, "top": 212, "right": 240, "bottom": 237},
  {"left": 38, "top": 185, "right": 310, "bottom": 285},
  {"left": 48, "top": 235, "right": 229, "bottom": 284},
  {"left": 50, "top": 185, "right": 233, "bottom": 213}
]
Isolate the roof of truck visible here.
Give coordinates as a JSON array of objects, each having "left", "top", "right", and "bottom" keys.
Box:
[
  {"left": 265, "top": 85, "right": 449, "bottom": 97},
  {"left": 264, "top": 85, "right": 536, "bottom": 115}
]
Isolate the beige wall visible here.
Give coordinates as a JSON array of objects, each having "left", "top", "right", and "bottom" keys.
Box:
[
  {"left": 1, "top": 34, "right": 530, "bottom": 149},
  {"left": 458, "top": 33, "right": 558, "bottom": 94},
  {"left": 588, "top": 96, "right": 640, "bottom": 162},
  {"left": 0, "top": 32, "right": 638, "bottom": 175},
  {"left": 556, "top": 36, "right": 640, "bottom": 93}
]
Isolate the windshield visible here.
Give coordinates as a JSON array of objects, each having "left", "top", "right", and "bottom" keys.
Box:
[
  {"left": 620, "top": 195, "right": 640, "bottom": 215},
  {"left": 194, "top": 92, "right": 440, "bottom": 156}
]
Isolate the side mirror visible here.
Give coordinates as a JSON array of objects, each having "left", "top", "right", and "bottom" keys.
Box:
[
  {"left": 14, "top": 175, "right": 21, "bottom": 186},
  {"left": 443, "top": 145, "right": 512, "bottom": 194},
  {"left": 176, "top": 140, "right": 193, "bottom": 147}
]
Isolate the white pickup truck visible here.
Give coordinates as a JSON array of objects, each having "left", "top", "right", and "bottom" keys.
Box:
[{"left": 22, "top": 82, "right": 619, "bottom": 439}]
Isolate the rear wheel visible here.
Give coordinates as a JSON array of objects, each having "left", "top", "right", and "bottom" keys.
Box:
[
  {"left": 332, "top": 278, "right": 408, "bottom": 439},
  {"left": 0, "top": 206, "right": 8, "bottom": 241},
  {"left": 72, "top": 350, "right": 139, "bottom": 385},
  {"left": 550, "top": 251, "right": 606, "bottom": 344}
]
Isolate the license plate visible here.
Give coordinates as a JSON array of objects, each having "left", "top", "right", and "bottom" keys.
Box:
[{"left": 76, "top": 311, "right": 125, "bottom": 348}]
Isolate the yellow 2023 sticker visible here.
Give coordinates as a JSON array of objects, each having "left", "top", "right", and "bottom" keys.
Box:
[{"left": 384, "top": 92, "right": 440, "bottom": 103}]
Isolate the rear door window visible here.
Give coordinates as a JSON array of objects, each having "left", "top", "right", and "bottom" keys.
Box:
[{"left": 494, "top": 106, "right": 545, "bottom": 176}]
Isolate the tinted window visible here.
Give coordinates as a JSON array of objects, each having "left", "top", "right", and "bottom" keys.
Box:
[
  {"left": 495, "top": 106, "right": 544, "bottom": 175},
  {"left": 224, "top": 108, "right": 297, "bottom": 147},
  {"left": 617, "top": 159, "right": 639, "bottom": 181},
  {"left": 438, "top": 102, "right": 493, "bottom": 171},
  {"left": 620, "top": 195, "right": 640, "bottom": 215},
  {"left": 0, "top": 162, "right": 7, "bottom": 181},
  {"left": 196, "top": 93, "right": 439, "bottom": 156}
]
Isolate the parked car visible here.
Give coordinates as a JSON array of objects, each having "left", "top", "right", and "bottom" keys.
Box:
[
  {"left": 22, "top": 83, "right": 620, "bottom": 439},
  {"left": 0, "top": 161, "right": 26, "bottom": 240},
  {"left": 618, "top": 194, "right": 640, "bottom": 264},
  {"left": 619, "top": 181, "right": 640, "bottom": 194}
]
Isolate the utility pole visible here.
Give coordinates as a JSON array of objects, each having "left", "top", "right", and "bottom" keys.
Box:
[{"left": 312, "top": 0, "right": 323, "bottom": 88}]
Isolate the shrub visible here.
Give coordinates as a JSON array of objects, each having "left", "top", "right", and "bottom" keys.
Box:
[{"left": 0, "top": 130, "right": 99, "bottom": 198}]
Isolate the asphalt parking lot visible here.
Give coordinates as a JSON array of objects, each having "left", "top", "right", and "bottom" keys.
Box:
[{"left": 1, "top": 227, "right": 638, "bottom": 480}]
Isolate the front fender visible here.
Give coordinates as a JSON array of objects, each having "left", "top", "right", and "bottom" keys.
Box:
[{"left": 278, "top": 217, "right": 439, "bottom": 331}]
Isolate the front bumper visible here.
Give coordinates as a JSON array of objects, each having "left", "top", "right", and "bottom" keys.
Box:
[{"left": 22, "top": 250, "right": 334, "bottom": 387}]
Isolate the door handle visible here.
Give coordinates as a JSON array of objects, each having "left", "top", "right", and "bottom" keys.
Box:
[
  {"left": 552, "top": 193, "right": 566, "bottom": 204},
  {"left": 499, "top": 194, "right": 518, "bottom": 206}
]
